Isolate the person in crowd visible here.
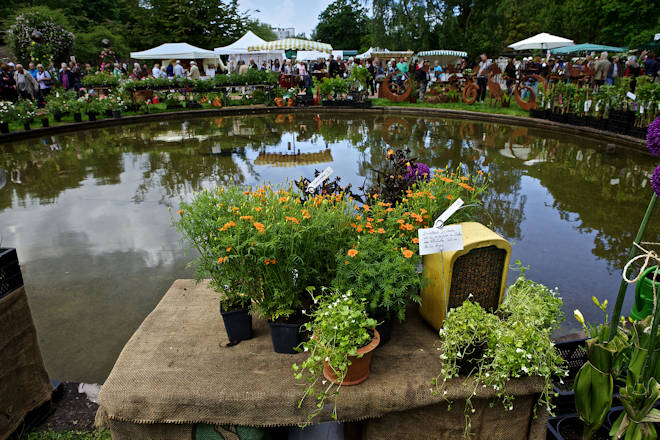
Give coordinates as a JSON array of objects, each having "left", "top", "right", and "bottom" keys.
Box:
[
  {"left": 593, "top": 52, "right": 611, "bottom": 89},
  {"left": 249, "top": 58, "right": 258, "bottom": 70},
  {"left": 140, "top": 64, "right": 149, "bottom": 79},
  {"left": 113, "top": 62, "right": 123, "bottom": 76},
  {"left": 337, "top": 56, "right": 346, "bottom": 77},
  {"left": 237, "top": 60, "right": 248, "bottom": 75},
  {"left": 130, "top": 62, "right": 141, "bottom": 79},
  {"left": 152, "top": 63, "right": 162, "bottom": 78},
  {"left": 165, "top": 61, "right": 174, "bottom": 78},
  {"left": 504, "top": 58, "right": 516, "bottom": 94},
  {"left": 82, "top": 63, "right": 93, "bottom": 77},
  {"left": 295, "top": 59, "right": 307, "bottom": 76},
  {"left": 35, "top": 63, "right": 52, "bottom": 102},
  {"left": 59, "top": 63, "right": 76, "bottom": 91},
  {"left": 272, "top": 59, "right": 281, "bottom": 72},
  {"left": 282, "top": 59, "right": 293, "bottom": 75},
  {"left": 476, "top": 53, "right": 491, "bottom": 103},
  {"left": 173, "top": 60, "right": 185, "bottom": 78},
  {"left": 396, "top": 57, "right": 409, "bottom": 76},
  {"left": 14, "top": 64, "right": 38, "bottom": 100},
  {"left": 607, "top": 56, "right": 622, "bottom": 85},
  {"left": 414, "top": 59, "right": 430, "bottom": 101},
  {"left": 433, "top": 60, "right": 443, "bottom": 82},
  {"left": 0, "top": 63, "right": 18, "bottom": 101},
  {"left": 189, "top": 61, "right": 200, "bottom": 79},
  {"left": 459, "top": 58, "right": 467, "bottom": 71},
  {"left": 260, "top": 61, "right": 267, "bottom": 71},
  {"left": 624, "top": 56, "right": 644, "bottom": 92},
  {"left": 328, "top": 55, "right": 339, "bottom": 77},
  {"left": 28, "top": 62, "right": 38, "bottom": 80},
  {"left": 644, "top": 53, "right": 658, "bottom": 83}
]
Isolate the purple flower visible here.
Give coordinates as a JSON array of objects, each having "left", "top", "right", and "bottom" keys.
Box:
[
  {"left": 648, "top": 117, "right": 660, "bottom": 157},
  {"left": 405, "top": 162, "right": 431, "bottom": 182},
  {"left": 652, "top": 165, "right": 660, "bottom": 198}
]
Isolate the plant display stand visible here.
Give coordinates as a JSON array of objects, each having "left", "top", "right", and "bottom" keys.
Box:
[{"left": 96, "top": 279, "right": 547, "bottom": 440}]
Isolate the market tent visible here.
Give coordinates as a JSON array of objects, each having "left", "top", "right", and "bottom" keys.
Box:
[
  {"left": 214, "top": 31, "right": 283, "bottom": 67},
  {"left": 551, "top": 43, "right": 627, "bottom": 54},
  {"left": 130, "top": 43, "right": 222, "bottom": 76},
  {"left": 508, "top": 33, "right": 573, "bottom": 50},
  {"left": 248, "top": 38, "right": 333, "bottom": 54},
  {"left": 356, "top": 47, "right": 381, "bottom": 59},
  {"left": 417, "top": 50, "right": 467, "bottom": 66},
  {"left": 296, "top": 50, "right": 343, "bottom": 61},
  {"left": 357, "top": 49, "right": 414, "bottom": 60},
  {"left": 131, "top": 43, "right": 218, "bottom": 60}
]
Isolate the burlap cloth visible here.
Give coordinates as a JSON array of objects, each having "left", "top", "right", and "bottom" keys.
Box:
[
  {"left": 96, "top": 279, "right": 547, "bottom": 439},
  {"left": 0, "top": 287, "right": 53, "bottom": 440}
]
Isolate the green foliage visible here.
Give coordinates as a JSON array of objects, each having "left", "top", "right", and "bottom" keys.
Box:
[
  {"left": 0, "top": 101, "right": 17, "bottom": 124},
  {"left": 81, "top": 72, "right": 119, "bottom": 88},
  {"left": 433, "top": 274, "right": 566, "bottom": 437},
  {"left": 293, "top": 287, "right": 378, "bottom": 424},
  {"left": 312, "top": 0, "right": 369, "bottom": 49},
  {"left": 73, "top": 25, "right": 129, "bottom": 63},
  {"left": 247, "top": 20, "right": 278, "bottom": 41},
  {"left": 315, "top": 77, "right": 348, "bottom": 98},
  {"left": 14, "top": 99, "right": 37, "bottom": 122},
  {"left": 26, "top": 429, "right": 112, "bottom": 440}
]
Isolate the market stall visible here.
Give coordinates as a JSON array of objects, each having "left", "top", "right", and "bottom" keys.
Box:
[
  {"left": 550, "top": 43, "right": 627, "bottom": 55},
  {"left": 508, "top": 32, "right": 574, "bottom": 58},
  {"left": 248, "top": 38, "right": 333, "bottom": 60},
  {"left": 130, "top": 42, "right": 223, "bottom": 77},
  {"left": 214, "top": 31, "right": 283, "bottom": 68}
]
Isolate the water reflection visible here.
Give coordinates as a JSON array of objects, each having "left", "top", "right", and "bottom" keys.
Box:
[{"left": 0, "top": 113, "right": 657, "bottom": 382}]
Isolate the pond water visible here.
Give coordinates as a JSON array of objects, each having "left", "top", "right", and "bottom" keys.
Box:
[{"left": 0, "top": 113, "right": 657, "bottom": 383}]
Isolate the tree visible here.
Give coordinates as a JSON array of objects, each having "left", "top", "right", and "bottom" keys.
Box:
[
  {"left": 247, "top": 20, "right": 277, "bottom": 41},
  {"left": 313, "top": 0, "right": 369, "bottom": 49},
  {"left": 6, "top": 6, "right": 75, "bottom": 65},
  {"left": 73, "top": 24, "right": 130, "bottom": 64}
]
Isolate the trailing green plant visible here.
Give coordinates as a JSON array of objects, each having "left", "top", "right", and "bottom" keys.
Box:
[
  {"left": 433, "top": 272, "right": 566, "bottom": 439},
  {"left": 293, "top": 287, "right": 378, "bottom": 424},
  {"left": 81, "top": 71, "right": 119, "bottom": 88}
]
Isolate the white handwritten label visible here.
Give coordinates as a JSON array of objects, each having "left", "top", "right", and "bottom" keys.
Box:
[
  {"left": 627, "top": 92, "right": 636, "bottom": 101},
  {"left": 584, "top": 100, "right": 592, "bottom": 113},
  {"left": 418, "top": 225, "right": 464, "bottom": 256},
  {"left": 433, "top": 198, "right": 464, "bottom": 228},
  {"left": 306, "top": 166, "right": 333, "bottom": 192}
]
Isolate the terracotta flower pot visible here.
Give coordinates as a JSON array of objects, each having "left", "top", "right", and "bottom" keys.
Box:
[
  {"left": 323, "top": 329, "right": 380, "bottom": 386},
  {"left": 287, "top": 98, "right": 295, "bottom": 107},
  {"left": 274, "top": 97, "right": 285, "bottom": 107}
]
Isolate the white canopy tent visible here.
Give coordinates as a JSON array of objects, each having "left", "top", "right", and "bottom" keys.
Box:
[
  {"left": 356, "top": 48, "right": 414, "bottom": 60},
  {"left": 417, "top": 50, "right": 467, "bottom": 67},
  {"left": 508, "top": 33, "right": 574, "bottom": 51},
  {"left": 130, "top": 43, "right": 223, "bottom": 77},
  {"left": 296, "top": 50, "right": 343, "bottom": 62},
  {"left": 214, "top": 31, "right": 283, "bottom": 68}
]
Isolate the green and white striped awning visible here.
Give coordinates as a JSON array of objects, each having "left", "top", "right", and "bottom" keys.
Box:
[
  {"left": 248, "top": 38, "right": 333, "bottom": 54},
  {"left": 417, "top": 50, "right": 467, "bottom": 57}
]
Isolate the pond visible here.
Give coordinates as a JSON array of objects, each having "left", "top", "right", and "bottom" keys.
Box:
[{"left": 0, "top": 112, "right": 657, "bottom": 383}]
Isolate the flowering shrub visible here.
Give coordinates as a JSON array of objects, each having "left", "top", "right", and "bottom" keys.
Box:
[
  {"left": 99, "top": 48, "right": 117, "bottom": 72},
  {"left": 45, "top": 90, "right": 77, "bottom": 115},
  {"left": 105, "top": 93, "right": 126, "bottom": 111},
  {"left": 0, "top": 102, "right": 17, "bottom": 124},
  {"left": 293, "top": 287, "right": 377, "bottom": 423},
  {"left": 432, "top": 272, "right": 566, "bottom": 437},
  {"left": 82, "top": 72, "right": 119, "bottom": 88},
  {"left": 647, "top": 117, "right": 660, "bottom": 157},
  {"left": 14, "top": 100, "right": 36, "bottom": 123},
  {"left": 7, "top": 9, "right": 74, "bottom": 65}
]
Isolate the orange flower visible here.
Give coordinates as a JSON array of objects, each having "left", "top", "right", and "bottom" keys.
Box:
[
  {"left": 405, "top": 223, "right": 414, "bottom": 231},
  {"left": 254, "top": 207, "right": 263, "bottom": 212},
  {"left": 376, "top": 228, "right": 385, "bottom": 234},
  {"left": 347, "top": 249, "right": 358, "bottom": 258},
  {"left": 278, "top": 196, "right": 288, "bottom": 203},
  {"left": 226, "top": 246, "right": 232, "bottom": 252},
  {"left": 477, "top": 170, "right": 484, "bottom": 175},
  {"left": 243, "top": 190, "right": 251, "bottom": 195},
  {"left": 253, "top": 222, "right": 265, "bottom": 233},
  {"left": 441, "top": 177, "right": 453, "bottom": 183},
  {"left": 345, "top": 261, "right": 349, "bottom": 265},
  {"left": 231, "top": 206, "right": 240, "bottom": 211},
  {"left": 458, "top": 183, "right": 475, "bottom": 192},
  {"left": 285, "top": 216, "right": 300, "bottom": 224},
  {"left": 356, "top": 215, "right": 362, "bottom": 221},
  {"left": 362, "top": 204, "right": 370, "bottom": 212},
  {"left": 420, "top": 209, "right": 427, "bottom": 214},
  {"left": 367, "top": 217, "right": 374, "bottom": 222},
  {"left": 386, "top": 207, "right": 394, "bottom": 212},
  {"left": 402, "top": 198, "right": 408, "bottom": 202},
  {"left": 217, "top": 256, "right": 228, "bottom": 264},
  {"left": 350, "top": 222, "right": 357, "bottom": 228},
  {"left": 177, "top": 210, "right": 184, "bottom": 215},
  {"left": 378, "top": 202, "right": 392, "bottom": 207},
  {"left": 377, "top": 218, "right": 384, "bottom": 223},
  {"left": 301, "top": 209, "right": 311, "bottom": 219},
  {"left": 402, "top": 249, "right": 414, "bottom": 259},
  {"left": 356, "top": 225, "right": 363, "bottom": 233},
  {"left": 366, "top": 222, "right": 373, "bottom": 229},
  {"left": 240, "top": 215, "right": 253, "bottom": 220},
  {"left": 397, "top": 219, "right": 405, "bottom": 224},
  {"left": 387, "top": 149, "right": 394, "bottom": 156},
  {"left": 413, "top": 237, "right": 419, "bottom": 243},
  {"left": 461, "top": 176, "right": 468, "bottom": 181}
]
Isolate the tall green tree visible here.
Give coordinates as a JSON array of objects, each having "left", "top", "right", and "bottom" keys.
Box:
[
  {"left": 247, "top": 20, "right": 278, "bottom": 41},
  {"left": 312, "top": 0, "right": 369, "bottom": 49}
]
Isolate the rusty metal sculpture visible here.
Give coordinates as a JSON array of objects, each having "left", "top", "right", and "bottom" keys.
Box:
[
  {"left": 382, "top": 118, "right": 411, "bottom": 147},
  {"left": 462, "top": 76, "right": 479, "bottom": 104},
  {"left": 381, "top": 73, "right": 412, "bottom": 103},
  {"left": 487, "top": 64, "right": 504, "bottom": 107},
  {"left": 514, "top": 74, "right": 547, "bottom": 111}
]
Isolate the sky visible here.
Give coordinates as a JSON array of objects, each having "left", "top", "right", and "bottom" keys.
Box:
[{"left": 239, "top": 0, "right": 333, "bottom": 38}]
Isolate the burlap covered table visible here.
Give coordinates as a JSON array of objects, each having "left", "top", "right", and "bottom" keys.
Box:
[
  {"left": 1, "top": 287, "right": 53, "bottom": 440},
  {"left": 96, "top": 279, "right": 547, "bottom": 439}
]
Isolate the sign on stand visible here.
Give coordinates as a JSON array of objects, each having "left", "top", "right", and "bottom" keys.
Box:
[
  {"left": 306, "top": 167, "right": 333, "bottom": 193},
  {"left": 418, "top": 198, "right": 465, "bottom": 256}
]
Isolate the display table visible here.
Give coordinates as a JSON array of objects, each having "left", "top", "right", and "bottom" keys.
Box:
[{"left": 96, "top": 280, "right": 547, "bottom": 440}]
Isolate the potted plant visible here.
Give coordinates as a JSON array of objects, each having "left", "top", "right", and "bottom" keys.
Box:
[
  {"left": 0, "top": 101, "right": 16, "bottom": 133},
  {"left": 15, "top": 100, "right": 36, "bottom": 131},
  {"left": 433, "top": 272, "right": 566, "bottom": 438},
  {"left": 36, "top": 108, "right": 49, "bottom": 127},
  {"left": 107, "top": 93, "right": 126, "bottom": 118},
  {"left": 164, "top": 92, "right": 184, "bottom": 109},
  {"left": 68, "top": 97, "right": 85, "bottom": 122},
  {"left": 293, "top": 287, "right": 379, "bottom": 424},
  {"left": 85, "top": 97, "right": 105, "bottom": 121}
]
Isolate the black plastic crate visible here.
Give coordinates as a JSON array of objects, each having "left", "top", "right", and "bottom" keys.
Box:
[
  {"left": 0, "top": 248, "right": 24, "bottom": 299},
  {"left": 529, "top": 108, "right": 545, "bottom": 119},
  {"left": 295, "top": 94, "right": 314, "bottom": 106},
  {"left": 553, "top": 338, "right": 587, "bottom": 415},
  {"left": 607, "top": 120, "right": 630, "bottom": 135},
  {"left": 628, "top": 126, "right": 648, "bottom": 140}
]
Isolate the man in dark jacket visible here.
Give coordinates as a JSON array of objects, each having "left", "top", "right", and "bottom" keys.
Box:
[
  {"left": 59, "top": 63, "right": 76, "bottom": 91},
  {"left": 328, "top": 55, "right": 339, "bottom": 78},
  {"left": 414, "top": 60, "right": 430, "bottom": 101}
]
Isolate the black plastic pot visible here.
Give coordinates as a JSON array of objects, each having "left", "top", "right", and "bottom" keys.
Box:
[
  {"left": 552, "top": 338, "right": 587, "bottom": 415},
  {"left": 457, "top": 341, "right": 487, "bottom": 376},
  {"left": 0, "top": 248, "right": 24, "bottom": 299},
  {"left": 166, "top": 104, "right": 183, "bottom": 109},
  {"left": 112, "top": 110, "right": 121, "bottom": 118},
  {"left": 54, "top": 113, "right": 62, "bottom": 122},
  {"left": 186, "top": 102, "right": 202, "bottom": 109},
  {"left": 628, "top": 126, "right": 648, "bottom": 140},
  {"left": 88, "top": 112, "right": 97, "bottom": 122},
  {"left": 220, "top": 306, "right": 252, "bottom": 343},
  {"left": 41, "top": 118, "right": 49, "bottom": 128},
  {"left": 551, "top": 414, "right": 611, "bottom": 440},
  {"left": 375, "top": 317, "right": 393, "bottom": 346},
  {"left": 269, "top": 321, "right": 301, "bottom": 354},
  {"left": 549, "top": 112, "right": 568, "bottom": 123},
  {"left": 529, "top": 108, "right": 545, "bottom": 119},
  {"left": 73, "top": 112, "right": 82, "bottom": 123},
  {"left": 0, "top": 122, "right": 9, "bottom": 133},
  {"left": 104, "top": 109, "right": 113, "bottom": 117},
  {"left": 23, "top": 122, "right": 30, "bottom": 131},
  {"left": 566, "top": 114, "right": 586, "bottom": 126}
]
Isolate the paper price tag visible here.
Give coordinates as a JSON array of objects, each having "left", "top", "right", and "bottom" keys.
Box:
[
  {"left": 418, "top": 225, "right": 464, "bottom": 256},
  {"left": 627, "top": 92, "right": 636, "bottom": 101},
  {"left": 306, "top": 166, "right": 333, "bottom": 193},
  {"left": 584, "top": 100, "right": 592, "bottom": 113},
  {"left": 433, "top": 198, "right": 464, "bottom": 228}
]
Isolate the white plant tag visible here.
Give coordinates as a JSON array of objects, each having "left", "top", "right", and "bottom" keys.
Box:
[
  {"left": 433, "top": 198, "right": 464, "bottom": 228},
  {"left": 584, "top": 100, "right": 592, "bottom": 112},
  {"left": 627, "top": 92, "right": 636, "bottom": 101},
  {"left": 418, "top": 225, "right": 464, "bottom": 256},
  {"left": 307, "top": 166, "right": 333, "bottom": 192}
]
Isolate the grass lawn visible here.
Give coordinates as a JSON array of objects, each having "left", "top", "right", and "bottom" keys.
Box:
[{"left": 371, "top": 98, "right": 530, "bottom": 117}]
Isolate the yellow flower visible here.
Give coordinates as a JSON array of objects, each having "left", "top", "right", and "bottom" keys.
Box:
[{"left": 573, "top": 310, "right": 585, "bottom": 327}]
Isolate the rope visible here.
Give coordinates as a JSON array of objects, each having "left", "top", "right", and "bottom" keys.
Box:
[{"left": 622, "top": 242, "right": 660, "bottom": 284}]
